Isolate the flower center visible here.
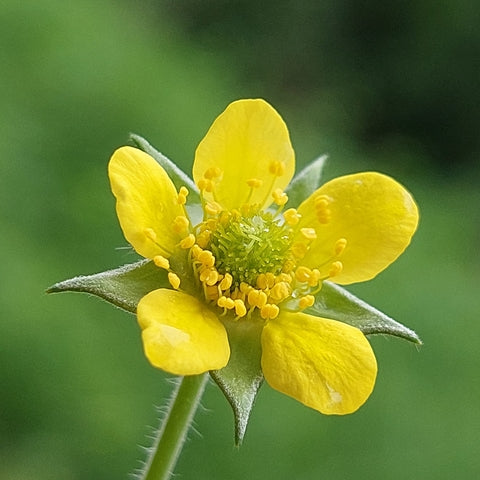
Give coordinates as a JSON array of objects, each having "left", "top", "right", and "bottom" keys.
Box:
[
  {"left": 208, "top": 210, "right": 293, "bottom": 288},
  {"left": 150, "top": 184, "right": 347, "bottom": 321}
]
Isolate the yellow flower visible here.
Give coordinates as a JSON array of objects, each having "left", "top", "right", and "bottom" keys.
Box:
[{"left": 108, "top": 99, "right": 419, "bottom": 415}]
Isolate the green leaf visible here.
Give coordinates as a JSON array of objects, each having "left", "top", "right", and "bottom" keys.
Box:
[
  {"left": 130, "top": 133, "right": 200, "bottom": 204},
  {"left": 285, "top": 154, "right": 328, "bottom": 207},
  {"left": 47, "top": 260, "right": 169, "bottom": 313},
  {"left": 210, "top": 317, "right": 264, "bottom": 445},
  {"left": 308, "top": 281, "right": 422, "bottom": 344}
]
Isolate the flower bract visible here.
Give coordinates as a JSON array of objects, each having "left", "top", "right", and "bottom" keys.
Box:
[{"left": 108, "top": 99, "right": 419, "bottom": 415}]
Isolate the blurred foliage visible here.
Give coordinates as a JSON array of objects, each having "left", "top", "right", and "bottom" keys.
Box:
[
  {"left": 165, "top": 0, "right": 480, "bottom": 174},
  {"left": 1, "top": 0, "right": 479, "bottom": 479}
]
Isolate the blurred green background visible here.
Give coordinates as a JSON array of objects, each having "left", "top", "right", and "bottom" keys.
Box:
[{"left": 1, "top": 1, "right": 479, "bottom": 479}]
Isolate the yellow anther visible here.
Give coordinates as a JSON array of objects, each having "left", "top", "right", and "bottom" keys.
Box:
[
  {"left": 205, "top": 201, "right": 222, "bottom": 216},
  {"left": 177, "top": 186, "right": 189, "bottom": 205},
  {"left": 269, "top": 160, "right": 286, "bottom": 176},
  {"left": 198, "top": 250, "right": 215, "bottom": 268},
  {"left": 224, "top": 297, "right": 235, "bottom": 309},
  {"left": 272, "top": 188, "right": 288, "bottom": 206},
  {"left": 153, "top": 255, "right": 170, "bottom": 270},
  {"left": 300, "top": 227, "right": 317, "bottom": 240},
  {"left": 256, "top": 274, "right": 267, "bottom": 290},
  {"left": 257, "top": 272, "right": 275, "bottom": 290},
  {"left": 260, "top": 303, "right": 280, "bottom": 320},
  {"left": 335, "top": 238, "right": 348, "bottom": 256},
  {"left": 317, "top": 210, "right": 331, "bottom": 224},
  {"left": 205, "top": 285, "right": 219, "bottom": 301},
  {"left": 266, "top": 273, "right": 275, "bottom": 288},
  {"left": 173, "top": 215, "right": 190, "bottom": 235},
  {"left": 308, "top": 269, "right": 321, "bottom": 287},
  {"left": 329, "top": 261, "right": 343, "bottom": 277},
  {"left": 191, "top": 244, "right": 203, "bottom": 259},
  {"left": 299, "top": 295, "right": 315, "bottom": 309},
  {"left": 199, "top": 267, "right": 212, "bottom": 283},
  {"left": 168, "top": 272, "right": 181, "bottom": 290},
  {"left": 234, "top": 299, "right": 247, "bottom": 317},
  {"left": 240, "top": 282, "right": 253, "bottom": 294},
  {"left": 206, "top": 218, "right": 218, "bottom": 230},
  {"left": 205, "top": 269, "right": 219, "bottom": 286},
  {"left": 248, "top": 289, "right": 268, "bottom": 309},
  {"left": 246, "top": 178, "right": 263, "bottom": 188},
  {"left": 295, "top": 266, "right": 313, "bottom": 283},
  {"left": 219, "top": 272, "right": 233, "bottom": 291},
  {"left": 269, "top": 282, "right": 291, "bottom": 303},
  {"left": 180, "top": 233, "right": 196, "bottom": 249},
  {"left": 283, "top": 208, "right": 301, "bottom": 226},
  {"left": 314, "top": 195, "right": 329, "bottom": 208},
  {"left": 196, "top": 230, "right": 211, "bottom": 248},
  {"left": 204, "top": 166, "right": 222, "bottom": 180},
  {"left": 315, "top": 195, "right": 331, "bottom": 224},
  {"left": 275, "top": 273, "right": 292, "bottom": 284},
  {"left": 282, "top": 259, "right": 296, "bottom": 273},
  {"left": 144, "top": 227, "right": 157, "bottom": 243},
  {"left": 197, "top": 178, "right": 214, "bottom": 192},
  {"left": 218, "top": 295, "right": 234, "bottom": 309},
  {"left": 291, "top": 242, "right": 308, "bottom": 259}
]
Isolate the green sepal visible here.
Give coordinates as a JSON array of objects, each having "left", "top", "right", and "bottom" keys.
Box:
[
  {"left": 285, "top": 154, "right": 327, "bottom": 207},
  {"left": 308, "top": 281, "right": 422, "bottom": 344},
  {"left": 46, "top": 259, "right": 168, "bottom": 313},
  {"left": 210, "top": 316, "right": 264, "bottom": 446},
  {"left": 130, "top": 133, "right": 200, "bottom": 203}
]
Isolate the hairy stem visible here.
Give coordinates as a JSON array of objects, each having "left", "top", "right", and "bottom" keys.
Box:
[{"left": 141, "top": 373, "right": 209, "bottom": 480}]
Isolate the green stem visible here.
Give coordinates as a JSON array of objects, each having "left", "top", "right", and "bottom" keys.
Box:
[{"left": 142, "top": 373, "right": 209, "bottom": 480}]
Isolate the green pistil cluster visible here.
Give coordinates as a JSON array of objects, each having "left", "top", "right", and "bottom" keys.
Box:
[{"left": 208, "top": 212, "right": 293, "bottom": 287}]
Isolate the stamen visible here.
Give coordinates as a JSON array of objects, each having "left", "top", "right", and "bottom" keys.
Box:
[
  {"left": 269, "top": 281, "right": 291, "bottom": 303},
  {"left": 315, "top": 195, "right": 332, "bottom": 224},
  {"left": 153, "top": 255, "right": 170, "bottom": 270},
  {"left": 234, "top": 299, "right": 247, "bottom": 318},
  {"left": 198, "top": 250, "right": 215, "bottom": 268},
  {"left": 204, "top": 166, "right": 222, "bottom": 180},
  {"left": 256, "top": 273, "right": 275, "bottom": 290},
  {"left": 219, "top": 272, "right": 233, "bottom": 291},
  {"left": 144, "top": 228, "right": 158, "bottom": 243},
  {"left": 168, "top": 272, "right": 181, "bottom": 289},
  {"left": 283, "top": 208, "right": 301, "bottom": 226},
  {"left": 295, "top": 266, "right": 314, "bottom": 283},
  {"left": 299, "top": 295, "right": 315, "bottom": 309},
  {"left": 291, "top": 242, "right": 308, "bottom": 259},
  {"left": 246, "top": 178, "right": 263, "bottom": 188},
  {"left": 196, "top": 230, "right": 211, "bottom": 248},
  {"left": 247, "top": 289, "right": 268, "bottom": 309},
  {"left": 269, "top": 160, "right": 286, "bottom": 176},
  {"left": 197, "top": 178, "right": 214, "bottom": 192},
  {"left": 272, "top": 188, "right": 288, "bottom": 206},
  {"left": 173, "top": 215, "right": 190, "bottom": 235},
  {"left": 177, "top": 186, "right": 189, "bottom": 205},
  {"left": 179, "top": 233, "right": 196, "bottom": 249},
  {"left": 260, "top": 303, "right": 280, "bottom": 320},
  {"left": 205, "top": 201, "right": 222, "bottom": 216},
  {"left": 329, "top": 261, "right": 343, "bottom": 278}
]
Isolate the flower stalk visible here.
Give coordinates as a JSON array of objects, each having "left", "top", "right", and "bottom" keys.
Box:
[{"left": 141, "top": 373, "right": 209, "bottom": 480}]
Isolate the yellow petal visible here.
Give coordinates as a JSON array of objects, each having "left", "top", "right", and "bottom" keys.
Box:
[
  {"left": 108, "top": 146, "right": 185, "bottom": 259},
  {"left": 193, "top": 99, "right": 295, "bottom": 210},
  {"left": 261, "top": 311, "right": 377, "bottom": 414},
  {"left": 137, "top": 289, "right": 230, "bottom": 375},
  {"left": 296, "top": 172, "right": 419, "bottom": 284}
]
